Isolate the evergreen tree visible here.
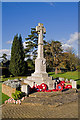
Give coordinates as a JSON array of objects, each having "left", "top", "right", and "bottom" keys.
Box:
[
  {"left": 25, "top": 28, "right": 38, "bottom": 61},
  {"left": 9, "top": 34, "right": 26, "bottom": 76},
  {"left": 25, "top": 28, "right": 46, "bottom": 62},
  {"left": 1, "top": 53, "right": 7, "bottom": 60}
]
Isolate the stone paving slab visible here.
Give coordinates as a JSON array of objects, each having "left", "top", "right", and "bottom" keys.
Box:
[{"left": 2, "top": 101, "right": 78, "bottom": 119}]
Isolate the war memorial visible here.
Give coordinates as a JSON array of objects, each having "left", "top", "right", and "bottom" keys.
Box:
[{"left": 24, "top": 23, "right": 56, "bottom": 90}]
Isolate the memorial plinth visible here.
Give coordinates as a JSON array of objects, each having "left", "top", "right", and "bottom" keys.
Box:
[{"left": 24, "top": 23, "right": 55, "bottom": 89}]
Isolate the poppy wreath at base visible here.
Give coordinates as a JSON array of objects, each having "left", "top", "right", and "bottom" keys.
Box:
[
  {"left": 52, "top": 89, "right": 58, "bottom": 92},
  {"left": 65, "top": 85, "right": 72, "bottom": 89},
  {"left": 30, "top": 82, "right": 72, "bottom": 93},
  {"left": 60, "top": 81, "right": 65, "bottom": 87},
  {"left": 39, "top": 83, "right": 48, "bottom": 90},
  {"left": 33, "top": 83, "right": 48, "bottom": 92},
  {"left": 45, "top": 90, "right": 52, "bottom": 92},
  {"left": 56, "top": 84, "right": 63, "bottom": 91}
]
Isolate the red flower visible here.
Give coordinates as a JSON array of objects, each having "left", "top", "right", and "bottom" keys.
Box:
[
  {"left": 65, "top": 85, "right": 72, "bottom": 89},
  {"left": 52, "top": 89, "right": 58, "bottom": 92},
  {"left": 46, "top": 90, "right": 52, "bottom": 92},
  {"left": 60, "top": 81, "right": 65, "bottom": 87},
  {"left": 56, "top": 84, "right": 63, "bottom": 91}
]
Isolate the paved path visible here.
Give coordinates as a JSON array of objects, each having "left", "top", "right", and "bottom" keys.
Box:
[
  {"left": 2, "top": 101, "right": 78, "bottom": 119},
  {"left": 2, "top": 89, "right": 79, "bottom": 119}
]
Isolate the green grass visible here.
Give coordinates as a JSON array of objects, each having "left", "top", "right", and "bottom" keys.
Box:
[
  {"left": 0, "top": 83, "right": 10, "bottom": 104},
  {"left": 0, "top": 83, "right": 2, "bottom": 104},
  {"left": 77, "top": 80, "right": 80, "bottom": 89},
  {"left": 48, "top": 71, "right": 79, "bottom": 80},
  {"left": 48, "top": 70, "right": 80, "bottom": 89},
  {"left": 2, "top": 93, "right": 10, "bottom": 104},
  {"left": 0, "top": 76, "right": 27, "bottom": 82}
]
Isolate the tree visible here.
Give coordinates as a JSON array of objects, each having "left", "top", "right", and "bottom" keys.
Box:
[
  {"left": 26, "top": 59, "right": 35, "bottom": 71},
  {"left": 25, "top": 28, "right": 38, "bottom": 61},
  {"left": 0, "top": 54, "right": 10, "bottom": 67},
  {"left": 1, "top": 53, "right": 7, "bottom": 60},
  {"left": 0, "top": 53, "right": 7, "bottom": 62},
  {"left": 9, "top": 34, "right": 26, "bottom": 76},
  {"left": 62, "top": 47, "right": 77, "bottom": 71},
  {"left": 44, "top": 40, "right": 63, "bottom": 74},
  {"left": 25, "top": 28, "right": 46, "bottom": 62}
]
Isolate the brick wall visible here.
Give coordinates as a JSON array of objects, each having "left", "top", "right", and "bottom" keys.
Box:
[{"left": 2, "top": 84, "right": 16, "bottom": 97}]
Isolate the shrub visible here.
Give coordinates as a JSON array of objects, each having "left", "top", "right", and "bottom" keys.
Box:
[
  {"left": 3, "top": 75, "right": 5, "bottom": 78},
  {"left": 12, "top": 90, "right": 22, "bottom": 100},
  {"left": 10, "top": 75, "right": 13, "bottom": 77},
  {"left": 0, "top": 76, "right": 4, "bottom": 79}
]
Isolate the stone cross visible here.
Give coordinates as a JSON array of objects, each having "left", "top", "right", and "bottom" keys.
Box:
[
  {"left": 24, "top": 23, "right": 55, "bottom": 90},
  {"left": 36, "top": 23, "right": 46, "bottom": 58}
]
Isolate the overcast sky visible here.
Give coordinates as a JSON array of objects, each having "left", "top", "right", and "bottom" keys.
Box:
[{"left": 0, "top": 2, "right": 78, "bottom": 59}]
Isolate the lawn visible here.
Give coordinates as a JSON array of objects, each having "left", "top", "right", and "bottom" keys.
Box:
[
  {"left": 48, "top": 71, "right": 79, "bottom": 80},
  {"left": 0, "top": 83, "right": 10, "bottom": 104},
  {"left": 0, "top": 76, "right": 27, "bottom": 82},
  {"left": 2, "top": 93, "right": 10, "bottom": 104},
  {"left": 0, "top": 83, "right": 2, "bottom": 104},
  {"left": 48, "top": 70, "right": 80, "bottom": 89}
]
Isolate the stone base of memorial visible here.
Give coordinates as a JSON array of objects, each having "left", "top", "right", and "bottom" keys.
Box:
[{"left": 24, "top": 74, "right": 55, "bottom": 90}]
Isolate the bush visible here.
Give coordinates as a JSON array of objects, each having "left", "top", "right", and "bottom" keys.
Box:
[
  {"left": 10, "top": 75, "right": 13, "bottom": 77},
  {"left": 1, "top": 67, "right": 11, "bottom": 77},
  {"left": 0, "top": 75, "right": 5, "bottom": 79},
  {"left": 12, "top": 90, "right": 22, "bottom": 100},
  {"left": 3, "top": 75, "right": 5, "bottom": 78}
]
